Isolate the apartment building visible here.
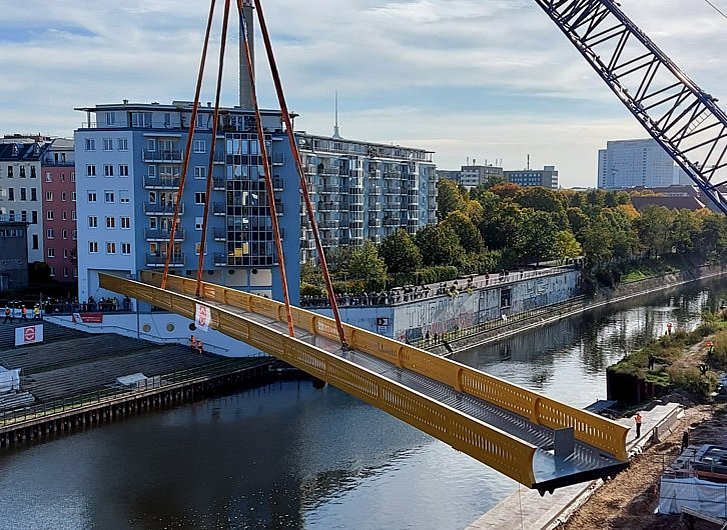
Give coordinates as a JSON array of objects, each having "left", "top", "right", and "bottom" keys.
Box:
[
  {"left": 41, "top": 138, "right": 77, "bottom": 281},
  {"left": 74, "top": 100, "right": 300, "bottom": 307},
  {"left": 297, "top": 133, "right": 437, "bottom": 262},
  {"left": 597, "top": 138, "right": 690, "bottom": 189},
  {"left": 504, "top": 165, "right": 559, "bottom": 189},
  {"left": 0, "top": 137, "right": 46, "bottom": 263}
]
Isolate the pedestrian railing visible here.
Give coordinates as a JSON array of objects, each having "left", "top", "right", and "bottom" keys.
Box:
[{"left": 0, "top": 358, "right": 270, "bottom": 429}]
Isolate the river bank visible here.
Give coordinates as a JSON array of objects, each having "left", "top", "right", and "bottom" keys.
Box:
[{"left": 430, "top": 262, "right": 727, "bottom": 355}]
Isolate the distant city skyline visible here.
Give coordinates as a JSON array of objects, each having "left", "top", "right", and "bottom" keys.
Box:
[{"left": 2, "top": 1, "right": 727, "bottom": 187}]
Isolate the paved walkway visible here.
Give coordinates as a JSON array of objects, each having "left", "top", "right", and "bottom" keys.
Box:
[{"left": 467, "top": 403, "right": 683, "bottom": 530}]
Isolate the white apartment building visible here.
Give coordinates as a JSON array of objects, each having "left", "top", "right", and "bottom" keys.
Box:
[{"left": 598, "top": 138, "right": 691, "bottom": 189}]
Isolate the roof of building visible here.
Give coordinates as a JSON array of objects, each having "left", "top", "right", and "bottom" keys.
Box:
[
  {"left": 631, "top": 195, "right": 706, "bottom": 211},
  {"left": 0, "top": 141, "right": 46, "bottom": 162}
]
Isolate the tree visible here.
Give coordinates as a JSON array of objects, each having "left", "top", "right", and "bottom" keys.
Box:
[
  {"left": 444, "top": 211, "right": 484, "bottom": 254},
  {"left": 554, "top": 231, "right": 582, "bottom": 261},
  {"left": 581, "top": 225, "right": 613, "bottom": 266},
  {"left": 671, "top": 209, "right": 702, "bottom": 254},
  {"left": 636, "top": 205, "right": 674, "bottom": 258},
  {"left": 515, "top": 187, "right": 563, "bottom": 214},
  {"left": 480, "top": 200, "right": 525, "bottom": 251},
  {"left": 489, "top": 182, "right": 521, "bottom": 200},
  {"left": 436, "top": 178, "right": 467, "bottom": 220},
  {"left": 519, "top": 210, "right": 559, "bottom": 265},
  {"left": 347, "top": 242, "right": 387, "bottom": 286},
  {"left": 378, "top": 229, "right": 421, "bottom": 274},
  {"left": 415, "top": 224, "right": 465, "bottom": 267}
]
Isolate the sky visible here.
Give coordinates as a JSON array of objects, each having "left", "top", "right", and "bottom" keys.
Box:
[{"left": 2, "top": 1, "right": 727, "bottom": 188}]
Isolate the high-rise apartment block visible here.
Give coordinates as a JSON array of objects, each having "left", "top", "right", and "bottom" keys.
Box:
[
  {"left": 597, "top": 138, "right": 690, "bottom": 189},
  {"left": 74, "top": 101, "right": 300, "bottom": 307},
  {"left": 41, "top": 138, "right": 77, "bottom": 282},
  {"left": 297, "top": 133, "right": 437, "bottom": 262}
]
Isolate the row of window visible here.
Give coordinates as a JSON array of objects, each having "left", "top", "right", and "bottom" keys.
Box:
[
  {"left": 43, "top": 191, "right": 76, "bottom": 202},
  {"left": 0, "top": 166, "right": 37, "bottom": 178},
  {"left": 48, "top": 266, "right": 78, "bottom": 278},
  {"left": 44, "top": 210, "right": 76, "bottom": 221},
  {"left": 46, "top": 247, "right": 74, "bottom": 258},
  {"left": 46, "top": 228, "right": 77, "bottom": 240},
  {"left": 87, "top": 216, "right": 131, "bottom": 229},
  {"left": 87, "top": 190, "right": 130, "bottom": 203},
  {"left": 5, "top": 188, "right": 37, "bottom": 201},
  {"left": 84, "top": 137, "right": 207, "bottom": 153},
  {"left": 5, "top": 210, "right": 38, "bottom": 224},
  {"left": 86, "top": 164, "right": 129, "bottom": 177},
  {"left": 85, "top": 138, "right": 128, "bottom": 151},
  {"left": 88, "top": 241, "right": 132, "bottom": 255},
  {"left": 44, "top": 172, "right": 75, "bottom": 183}
]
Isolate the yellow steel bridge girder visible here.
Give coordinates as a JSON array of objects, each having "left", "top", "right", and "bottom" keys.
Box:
[
  {"left": 136, "top": 270, "right": 629, "bottom": 463},
  {"left": 100, "top": 273, "right": 538, "bottom": 487}
]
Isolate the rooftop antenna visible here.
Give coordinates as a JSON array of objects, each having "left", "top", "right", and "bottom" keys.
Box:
[{"left": 332, "top": 91, "right": 342, "bottom": 139}]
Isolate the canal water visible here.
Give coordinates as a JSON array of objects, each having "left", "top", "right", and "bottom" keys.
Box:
[{"left": 2, "top": 277, "right": 727, "bottom": 530}]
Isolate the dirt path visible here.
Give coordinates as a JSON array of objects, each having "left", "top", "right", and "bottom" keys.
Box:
[{"left": 562, "top": 406, "right": 713, "bottom": 530}]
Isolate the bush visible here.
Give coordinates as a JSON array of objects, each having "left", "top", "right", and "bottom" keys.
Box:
[{"left": 667, "top": 366, "right": 717, "bottom": 397}]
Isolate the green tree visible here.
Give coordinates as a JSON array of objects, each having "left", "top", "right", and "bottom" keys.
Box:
[
  {"left": 581, "top": 225, "right": 613, "bottom": 266},
  {"left": 671, "top": 209, "right": 702, "bottom": 254},
  {"left": 347, "top": 242, "right": 387, "bottom": 286},
  {"left": 519, "top": 210, "right": 559, "bottom": 265},
  {"left": 444, "top": 211, "right": 484, "bottom": 254},
  {"left": 479, "top": 200, "right": 525, "bottom": 251},
  {"left": 415, "top": 224, "right": 465, "bottom": 267},
  {"left": 436, "top": 178, "right": 467, "bottom": 220},
  {"left": 554, "top": 230, "right": 582, "bottom": 261},
  {"left": 636, "top": 205, "right": 674, "bottom": 258},
  {"left": 378, "top": 229, "right": 421, "bottom": 274}
]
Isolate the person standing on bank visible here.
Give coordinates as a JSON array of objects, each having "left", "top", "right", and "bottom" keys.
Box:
[
  {"left": 3, "top": 306, "right": 11, "bottom": 324},
  {"left": 635, "top": 411, "right": 643, "bottom": 438}
]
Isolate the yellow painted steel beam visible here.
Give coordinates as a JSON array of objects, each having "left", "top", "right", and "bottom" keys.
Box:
[
  {"left": 138, "top": 270, "right": 629, "bottom": 462},
  {"left": 100, "top": 273, "right": 538, "bottom": 487}
]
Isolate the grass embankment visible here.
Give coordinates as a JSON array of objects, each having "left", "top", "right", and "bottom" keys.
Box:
[{"left": 610, "top": 311, "right": 727, "bottom": 398}]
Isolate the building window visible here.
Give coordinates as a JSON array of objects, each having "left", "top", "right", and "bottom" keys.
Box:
[
  {"left": 194, "top": 192, "right": 206, "bottom": 204},
  {"left": 31, "top": 189, "right": 37, "bottom": 201},
  {"left": 31, "top": 211, "right": 37, "bottom": 224},
  {"left": 195, "top": 216, "right": 203, "bottom": 231},
  {"left": 47, "top": 248, "right": 55, "bottom": 258},
  {"left": 118, "top": 138, "right": 128, "bottom": 151},
  {"left": 73, "top": 267, "right": 78, "bottom": 278},
  {"left": 45, "top": 172, "right": 52, "bottom": 182},
  {"left": 61, "top": 191, "right": 67, "bottom": 202},
  {"left": 20, "top": 188, "right": 26, "bottom": 201},
  {"left": 63, "top": 267, "right": 68, "bottom": 278},
  {"left": 89, "top": 241, "right": 98, "bottom": 253},
  {"left": 85, "top": 138, "right": 95, "bottom": 151},
  {"left": 32, "top": 234, "right": 38, "bottom": 249},
  {"left": 106, "top": 242, "right": 116, "bottom": 254},
  {"left": 106, "top": 113, "right": 116, "bottom": 126},
  {"left": 45, "top": 191, "right": 53, "bottom": 201},
  {"left": 119, "top": 164, "right": 129, "bottom": 177},
  {"left": 194, "top": 166, "right": 206, "bottom": 179},
  {"left": 46, "top": 229, "right": 54, "bottom": 239},
  {"left": 63, "top": 249, "right": 68, "bottom": 258},
  {"left": 72, "top": 229, "right": 77, "bottom": 240},
  {"left": 148, "top": 165, "right": 156, "bottom": 177},
  {"left": 19, "top": 167, "right": 25, "bottom": 178},
  {"left": 88, "top": 191, "right": 97, "bottom": 203},
  {"left": 120, "top": 216, "right": 131, "bottom": 229},
  {"left": 103, "top": 138, "right": 113, "bottom": 151},
  {"left": 49, "top": 266, "right": 55, "bottom": 277},
  {"left": 120, "top": 191, "right": 130, "bottom": 203},
  {"left": 46, "top": 210, "right": 54, "bottom": 221},
  {"left": 195, "top": 242, "right": 207, "bottom": 255},
  {"left": 193, "top": 140, "right": 206, "bottom": 153},
  {"left": 62, "top": 229, "right": 68, "bottom": 239},
  {"left": 30, "top": 166, "right": 36, "bottom": 178},
  {"left": 104, "top": 191, "right": 115, "bottom": 203},
  {"left": 104, "top": 164, "right": 114, "bottom": 177},
  {"left": 7, "top": 188, "right": 13, "bottom": 201},
  {"left": 71, "top": 172, "right": 76, "bottom": 182},
  {"left": 88, "top": 216, "right": 98, "bottom": 228},
  {"left": 7, "top": 166, "right": 13, "bottom": 178},
  {"left": 71, "top": 192, "right": 77, "bottom": 202},
  {"left": 106, "top": 216, "right": 115, "bottom": 229},
  {"left": 147, "top": 139, "right": 156, "bottom": 152},
  {"left": 121, "top": 242, "right": 131, "bottom": 255},
  {"left": 62, "top": 211, "right": 67, "bottom": 220},
  {"left": 87, "top": 164, "right": 96, "bottom": 176}
]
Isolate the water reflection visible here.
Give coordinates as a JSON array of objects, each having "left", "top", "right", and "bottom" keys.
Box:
[{"left": 1, "top": 278, "right": 726, "bottom": 529}]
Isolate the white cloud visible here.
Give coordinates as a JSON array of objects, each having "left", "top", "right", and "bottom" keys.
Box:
[{"left": 2, "top": 0, "right": 727, "bottom": 187}]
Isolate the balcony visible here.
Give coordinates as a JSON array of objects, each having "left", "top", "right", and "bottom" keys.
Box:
[
  {"left": 143, "top": 202, "right": 184, "bottom": 216},
  {"left": 273, "top": 178, "right": 284, "bottom": 191},
  {"left": 383, "top": 217, "right": 400, "bottom": 226},
  {"left": 214, "top": 253, "right": 228, "bottom": 266},
  {"left": 318, "top": 202, "right": 339, "bottom": 212},
  {"left": 272, "top": 153, "right": 285, "bottom": 166},
  {"left": 318, "top": 220, "right": 339, "bottom": 229},
  {"left": 144, "top": 228, "right": 185, "bottom": 241},
  {"left": 213, "top": 202, "right": 226, "bottom": 216},
  {"left": 142, "top": 150, "right": 182, "bottom": 163},
  {"left": 319, "top": 186, "right": 339, "bottom": 194},
  {"left": 146, "top": 253, "right": 185, "bottom": 267},
  {"left": 144, "top": 176, "right": 180, "bottom": 189},
  {"left": 212, "top": 177, "right": 226, "bottom": 190},
  {"left": 368, "top": 219, "right": 382, "bottom": 228},
  {"left": 384, "top": 186, "right": 401, "bottom": 195}
]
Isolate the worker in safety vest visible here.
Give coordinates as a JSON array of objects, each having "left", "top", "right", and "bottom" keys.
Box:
[
  {"left": 21, "top": 305, "right": 27, "bottom": 320},
  {"left": 33, "top": 305, "right": 41, "bottom": 320}
]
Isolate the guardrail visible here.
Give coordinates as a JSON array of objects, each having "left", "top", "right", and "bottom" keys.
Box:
[
  {"left": 133, "top": 270, "right": 628, "bottom": 463},
  {"left": 0, "top": 359, "right": 262, "bottom": 428},
  {"left": 103, "top": 272, "right": 538, "bottom": 487}
]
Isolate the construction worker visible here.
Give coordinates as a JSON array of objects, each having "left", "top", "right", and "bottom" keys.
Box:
[
  {"left": 190, "top": 335, "right": 197, "bottom": 350},
  {"left": 196, "top": 339, "right": 203, "bottom": 354},
  {"left": 20, "top": 305, "right": 27, "bottom": 321},
  {"left": 3, "top": 306, "right": 11, "bottom": 324},
  {"left": 33, "top": 305, "right": 40, "bottom": 320},
  {"left": 634, "top": 411, "right": 643, "bottom": 438}
]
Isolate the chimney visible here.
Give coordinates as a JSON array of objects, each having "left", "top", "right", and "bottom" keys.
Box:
[{"left": 239, "top": 0, "right": 255, "bottom": 110}]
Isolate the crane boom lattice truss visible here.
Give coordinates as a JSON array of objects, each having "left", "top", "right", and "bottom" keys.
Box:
[{"left": 535, "top": 0, "right": 727, "bottom": 215}]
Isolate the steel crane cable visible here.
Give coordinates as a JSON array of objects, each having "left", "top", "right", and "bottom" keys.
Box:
[
  {"left": 251, "top": 0, "right": 349, "bottom": 348},
  {"left": 703, "top": 0, "right": 727, "bottom": 20},
  {"left": 196, "top": 0, "right": 231, "bottom": 298},
  {"left": 161, "top": 0, "right": 218, "bottom": 290},
  {"left": 237, "top": 0, "right": 296, "bottom": 337}
]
